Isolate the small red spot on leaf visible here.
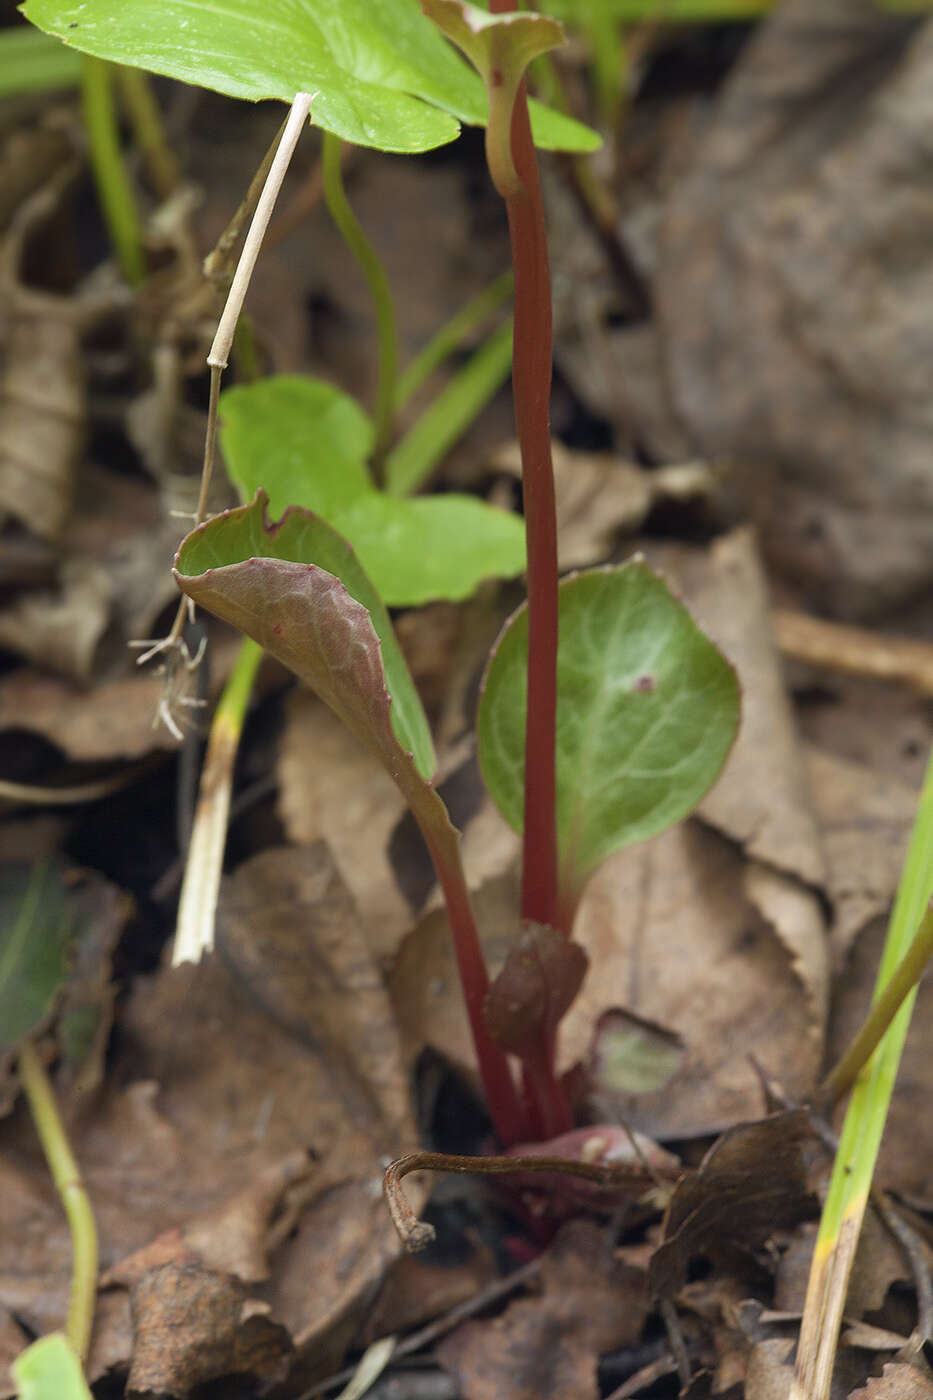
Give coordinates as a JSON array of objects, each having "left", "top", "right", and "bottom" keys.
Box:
[
  {"left": 491, "top": 67, "right": 503, "bottom": 87},
  {"left": 634, "top": 674, "right": 656, "bottom": 693}
]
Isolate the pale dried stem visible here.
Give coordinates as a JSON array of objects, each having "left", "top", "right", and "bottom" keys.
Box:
[{"left": 775, "top": 610, "right": 933, "bottom": 696}]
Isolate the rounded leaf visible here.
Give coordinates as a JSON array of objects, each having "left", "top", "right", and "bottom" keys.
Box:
[{"left": 478, "top": 563, "right": 740, "bottom": 905}]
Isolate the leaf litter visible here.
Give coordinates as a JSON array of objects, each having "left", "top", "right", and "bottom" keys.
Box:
[{"left": 4, "top": 12, "right": 933, "bottom": 1398}]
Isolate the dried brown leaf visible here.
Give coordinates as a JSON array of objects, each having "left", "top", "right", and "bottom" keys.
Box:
[
  {"left": 850, "top": 1360, "right": 933, "bottom": 1398},
  {"left": 436, "top": 1220, "right": 648, "bottom": 1400},
  {"left": 0, "top": 844, "right": 420, "bottom": 1385},
  {"left": 650, "top": 1111, "right": 817, "bottom": 1300},
  {"left": 0, "top": 559, "right": 112, "bottom": 681},
  {"left": 0, "top": 229, "right": 83, "bottom": 541},
  {"left": 276, "top": 693, "right": 413, "bottom": 960},
  {"left": 805, "top": 746, "right": 918, "bottom": 965},
  {"left": 567, "top": 822, "right": 824, "bottom": 1137},
  {"left": 658, "top": 0, "right": 933, "bottom": 616},
  {"left": 127, "top": 1264, "right": 292, "bottom": 1397}
]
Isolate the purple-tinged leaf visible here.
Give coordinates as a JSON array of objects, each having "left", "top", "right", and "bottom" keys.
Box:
[
  {"left": 174, "top": 491, "right": 435, "bottom": 784},
  {"left": 483, "top": 923, "right": 587, "bottom": 1057}
]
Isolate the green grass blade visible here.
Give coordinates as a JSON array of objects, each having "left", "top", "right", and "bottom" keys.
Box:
[
  {"left": 394, "top": 270, "right": 513, "bottom": 411},
  {"left": 794, "top": 744, "right": 933, "bottom": 1399},
  {"left": 385, "top": 317, "right": 514, "bottom": 497}
]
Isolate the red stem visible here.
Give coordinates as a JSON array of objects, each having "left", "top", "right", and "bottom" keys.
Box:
[
  {"left": 522, "top": 1036, "right": 572, "bottom": 1139},
  {"left": 422, "top": 827, "right": 527, "bottom": 1147},
  {"left": 495, "top": 61, "right": 561, "bottom": 934}
]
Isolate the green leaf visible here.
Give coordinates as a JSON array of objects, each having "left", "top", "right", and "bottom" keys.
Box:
[
  {"left": 338, "top": 493, "right": 526, "bottom": 606},
  {"left": 174, "top": 491, "right": 436, "bottom": 779},
  {"left": 0, "top": 863, "right": 71, "bottom": 1055},
  {"left": 11, "top": 1333, "right": 93, "bottom": 1400},
  {"left": 219, "top": 375, "right": 525, "bottom": 606},
  {"left": 21, "top": 0, "right": 599, "bottom": 154},
  {"left": 478, "top": 563, "right": 740, "bottom": 907},
  {"left": 220, "top": 377, "right": 374, "bottom": 521}
]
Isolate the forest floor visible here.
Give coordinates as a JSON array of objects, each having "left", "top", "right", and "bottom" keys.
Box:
[{"left": 4, "top": 4, "right": 933, "bottom": 1398}]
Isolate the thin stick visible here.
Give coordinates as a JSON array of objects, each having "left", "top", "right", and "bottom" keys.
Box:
[
  {"left": 136, "top": 93, "right": 315, "bottom": 670},
  {"left": 209, "top": 93, "right": 316, "bottom": 371},
  {"left": 172, "top": 637, "right": 263, "bottom": 965},
  {"left": 18, "top": 1041, "right": 98, "bottom": 1363},
  {"left": 775, "top": 609, "right": 933, "bottom": 697},
  {"left": 384, "top": 1148, "right": 660, "bottom": 1252}
]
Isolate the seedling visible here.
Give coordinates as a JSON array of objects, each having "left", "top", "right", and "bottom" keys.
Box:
[
  {"left": 169, "top": 4, "right": 740, "bottom": 1148},
  {"left": 22, "top": 0, "right": 741, "bottom": 1149}
]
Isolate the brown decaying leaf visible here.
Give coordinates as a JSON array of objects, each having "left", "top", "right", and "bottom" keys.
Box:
[
  {"left": 276, "top": 693, "right": 413, "bottom": 960},
  {"left": 649, "top": 1110, "right": 817, "bottom": 1300},
  {"left": 0, "top": 629, "right": 245, "bottom": 764},
  {"left": 0, "top": 161, "right": 84, "bottom": 544},
  {"left": 360, "top": 1244, "right": 499, "bottom": 1347},
  {"left": 0, "top": 560, "right": 112, "bottom": 682},
  {"left": 0, "top": 666, "right": 180, "bottom": 760},
  {"left": 494, "top": 439, "right": 716, "bottom": 571},
  {"left": 633, "top": 531, "right": 830, "bottom": 1038},
  {"left": 804, "top": 746, "right": 919, "bottom": 966},
  {"left": 0, "top": 843, "right": 420, "bottom": 1386},
  {"left": 567, "top": 821, "right": 823, "bottom": 1137},
  {"left": 128, "top": 1263, "right": 292, "bottom": 1397},
  {"left": 650, "top": 528, "right": 825, "bottom": 890},
  {"left": 436, "top": 1220, "right": 648, "bottom": 1400},
  {"left": 658, "top": 0, "right": 933, "bottom": 617},
  {"left": 850, "top": 1360, "right": 933, "bottom": 1398}
]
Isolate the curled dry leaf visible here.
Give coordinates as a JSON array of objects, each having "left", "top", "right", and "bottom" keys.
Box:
[
  {"left": 649, "top": 1110, "right": 817, "bottom": 1301},
  {"left": 568, "top": 821, "right": 824, "bottom": 1138}
]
